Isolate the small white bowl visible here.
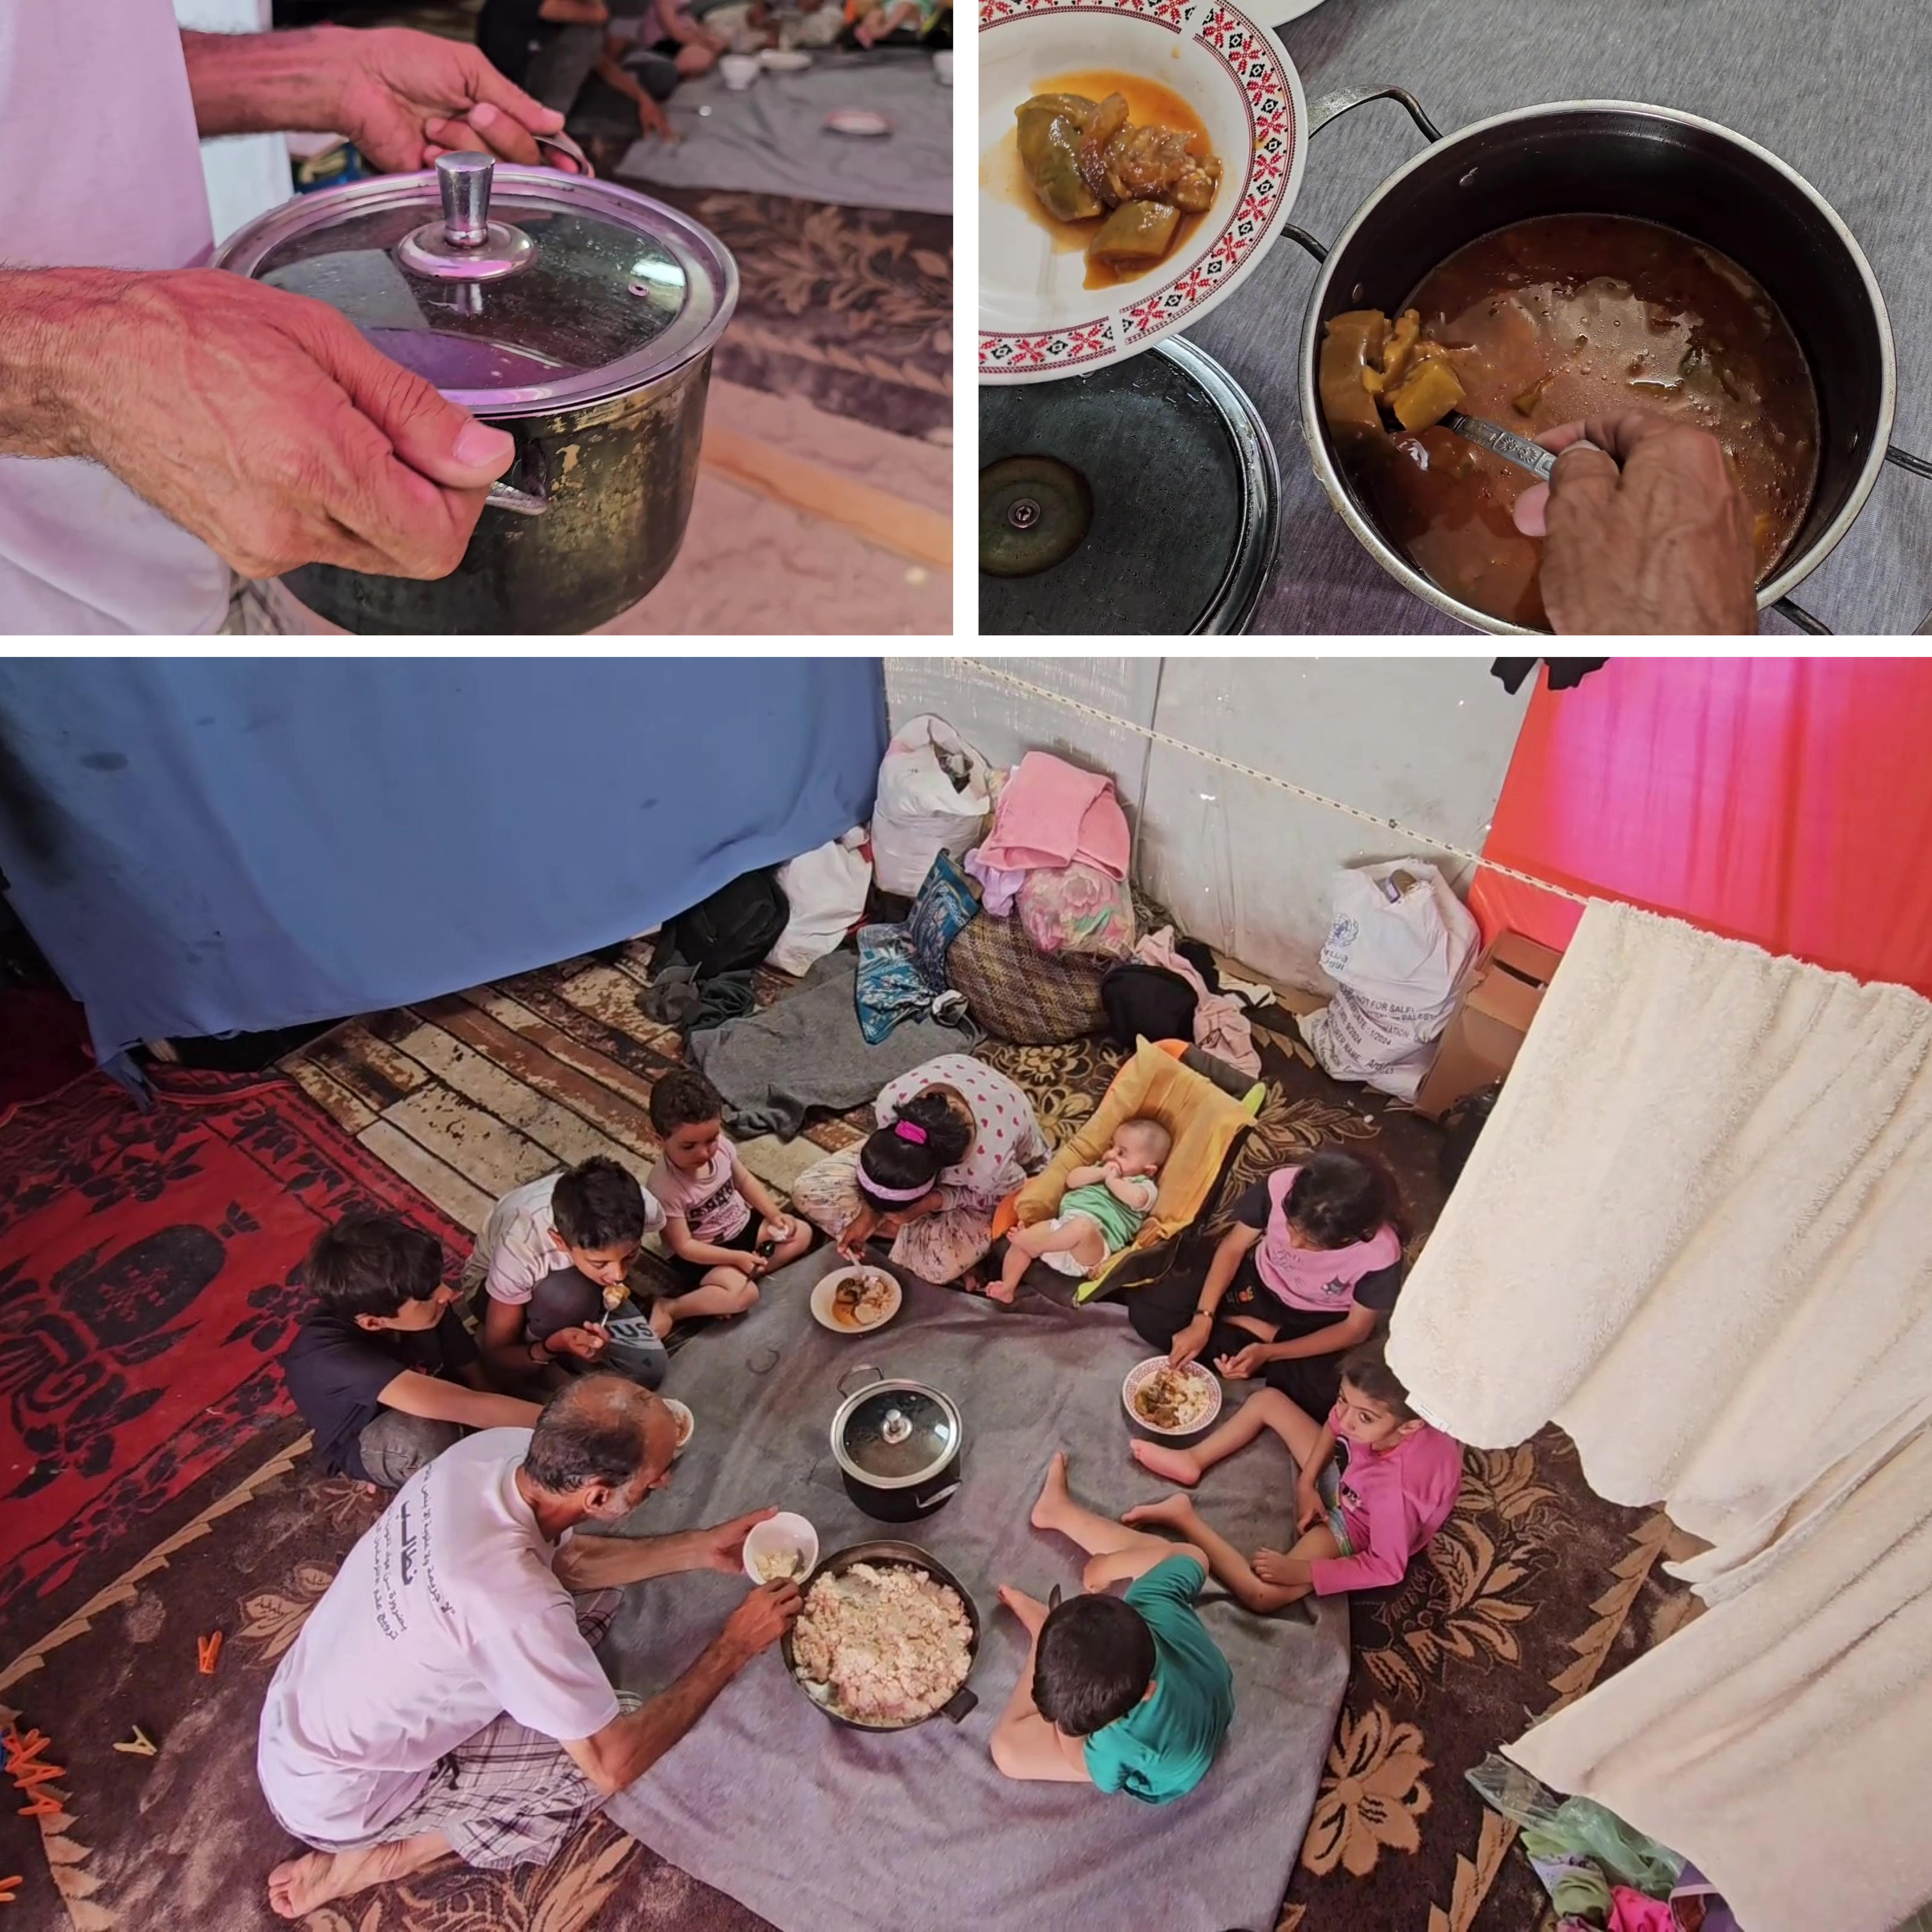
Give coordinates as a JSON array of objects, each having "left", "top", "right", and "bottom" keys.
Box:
[
  {"left": 743, "top": 1512, "right": 820, "bottom": 1585},
  {"left": 721, "top": 53, "right": 762, "bottom": 90},
  {"left": 931, "top": 49, "right": 953, "bottom": 86},
  {"left": 662, "top": 1398, "right": 695, "bottom": 1458},
  {"left": 1121, "top": 1357, "right": 1222, "bottom": 1438},
  {"left": 811, "top": 1265, "right": 903, "bottom": 1333}
]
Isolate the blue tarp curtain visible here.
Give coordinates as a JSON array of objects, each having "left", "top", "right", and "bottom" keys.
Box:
[{"left": 0, "top": 658, "right": 887, "bottom": 1077}]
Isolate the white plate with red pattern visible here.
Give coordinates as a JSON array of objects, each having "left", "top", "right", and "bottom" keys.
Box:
[{"left": 979, "top": 0, "right": 1306, "bottom": 384}]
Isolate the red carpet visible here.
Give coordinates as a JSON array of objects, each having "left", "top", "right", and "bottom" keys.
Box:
[
  {"left": 0, "top": 1068, "right": 470, "bottom": 1640},
  {"left": 0, "top": 987, "right": 93, "bottom": 1119}
]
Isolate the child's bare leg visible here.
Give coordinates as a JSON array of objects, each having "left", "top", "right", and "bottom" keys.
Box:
[
  {"left": 1030, "top": 1452, "right": 1169, "bottom": 1561},
  {"left": 675, "top": 40, "right": 717, "bottom": 73},
  {"left": 1124, "top": 1495, "right": 1336, "bottom": 1613},
  {"left": 649, "top": 1266, "right": 759, "bottom": 1336},
  {"left": 1132, "top": 1385, "right": 1322, "bottom": 1487},
  {"left": 989, "top": 1587, "right": 1083, "bottom": 1782},
  {"left": 994, "top": 1219, "right": 1099, "bottom": 1302}
]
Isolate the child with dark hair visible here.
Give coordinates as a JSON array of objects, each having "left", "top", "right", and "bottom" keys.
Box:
[
  {"left": 1128, "top": 1146, "right": 1408, "bottom": 1418},
  {"left": 990, "top": 1454, "right": 1233, "bottom": 1803},
  {"left": 281, "top": 1213, "right": 541, "bottom": 1490},
  {"left": 468, "top": 1156, "right": 669, "bottom": 1390},
  {"left": 790, "top": 1053, "right": 1050, "bottom": 1287},
  {"left": 1124, "top": 1342, "right": 1462, "bottom": 1614},
  {"left": 645, "top": 1068, "right": 812, "bottom": 1339}
]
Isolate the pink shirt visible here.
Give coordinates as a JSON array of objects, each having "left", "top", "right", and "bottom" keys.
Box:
[
  {"left": 647, "top": 1135, "right": 752, "bottom": 1244},
  {"left": 1309, "top": 1422, "right": 1463, "bottom": 1596},
  {"left": 1252, "top": 1166, "right": 1402, "bottom": 1312}
]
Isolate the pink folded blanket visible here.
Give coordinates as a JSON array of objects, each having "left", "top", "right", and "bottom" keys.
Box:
[{"left": 976, "top": 752, "right": 1131, "bottom": 882}]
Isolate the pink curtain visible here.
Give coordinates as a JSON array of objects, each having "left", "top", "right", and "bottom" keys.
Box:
[{"left": 1471, "top": 659, "right": 1932, "bottom": 998}]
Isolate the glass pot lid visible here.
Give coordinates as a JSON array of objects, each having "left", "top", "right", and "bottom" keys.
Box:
[
  {"left": 213, "top": 153, "right": 737, "bottom": 417},
  {"left": 836, "top": 1385, "right": 960, "bottom": 1486}
]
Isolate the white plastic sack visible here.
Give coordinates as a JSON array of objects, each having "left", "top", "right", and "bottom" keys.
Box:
[
  {"left": 871, "top": 714, "right": 993, "bottom": 897},
  {"left": 1299, "top": 860, "right": 1480, "bottom": 1100},
  {"left": 766, "top": 828, "right": 872, "bottom": 976}
]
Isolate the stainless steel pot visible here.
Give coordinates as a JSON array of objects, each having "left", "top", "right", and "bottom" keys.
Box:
[
  {"left": 780, "top": 1539, "right": 982, "bottom": 1731},
  {"left": 214, "top": 149, "right": 737, "bottom": 634},
  {"left": 829, "top": 1366, "right": 964, "bottom": 1523},
  {"left": 1294, "top": 91, "right": 1918, "bottom": 635}
]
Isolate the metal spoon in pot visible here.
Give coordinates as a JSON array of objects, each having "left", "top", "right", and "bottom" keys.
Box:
[{"left": 1441, "top": 412, "right": 1558, "bottom": 481}]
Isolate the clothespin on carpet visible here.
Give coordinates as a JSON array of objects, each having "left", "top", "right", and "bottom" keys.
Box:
[
  {"left": 196, "top": 1631, "right": 224, "bottom": 1676},
  {"left": 112, "top": 1726, "right": 158, "bottom": 1759}
]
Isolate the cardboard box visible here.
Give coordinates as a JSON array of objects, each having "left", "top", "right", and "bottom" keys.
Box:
[{"left": 1412, "top": 930, "right": 1565, "bottom": 1120}]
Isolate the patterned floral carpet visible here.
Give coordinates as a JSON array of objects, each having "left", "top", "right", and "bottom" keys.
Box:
[{"left": 0, "top": 998, "right": 1694, "bottom": 1932}]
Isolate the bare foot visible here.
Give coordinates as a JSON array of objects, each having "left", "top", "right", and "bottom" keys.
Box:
[
  {"left": 267, "top": 1832, "right": 448, "bottom": 1919},
  {"left": 997, "top": 1584, "right": 1049, "bottom": 1636},
  {"left": 1122, "top": 1494, "right": 1198, "bottom": 1532},
  {"left": 1029, "top": 1451, "right": 1072, "bottom": 1533},
  {"left": 648, "top": 1299, "right": 676, "bottom": 1342},
  {"left": 986, "top": 1281, "right": 1016, "bottom": 1305},
  {"left": 1130, "top": 1440, "right": 1203, "bottom": 1488}
]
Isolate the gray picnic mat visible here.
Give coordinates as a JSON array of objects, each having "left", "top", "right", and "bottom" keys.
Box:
[
  {"left": 1186, "top": 0, "right": 1932, "bottom": 634},
  {"left": 616, "top": 51, "right": 952, "bottom": 215},
  {"left": 600, "top": 1246, "right": 1350, "bottom": 1932}
]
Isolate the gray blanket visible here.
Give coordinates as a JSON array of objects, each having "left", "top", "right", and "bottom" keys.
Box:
[
  {"left": 617, "top": 52, "right": 952, "bottom": 216},
  {"left": 601, "top": 1248, "right": 1350, "bottom": 1932},
  {"left": 689, "top": 953, "right": 978, "bottom": 1138}
]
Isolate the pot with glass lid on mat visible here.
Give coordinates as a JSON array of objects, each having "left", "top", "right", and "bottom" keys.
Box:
[
  {"left": 213, "top": 149, "right": 737, "bottom": 635},
  {"left": 829, "top": 1367, "right": 964, "bottom": 1523}
]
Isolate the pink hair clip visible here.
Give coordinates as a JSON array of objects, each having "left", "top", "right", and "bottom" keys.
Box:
[{"left": 894, "top": 1121, "right": 929, "bottom": 1145}]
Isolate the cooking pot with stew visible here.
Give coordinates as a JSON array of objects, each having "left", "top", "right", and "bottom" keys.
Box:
[
  {"left": 829, "top": 1367, "right": 964, "bottom": 1522},
  {"left": 214, "top": 148, "right": 736, "bottom": 635},
  {"left": 1293, "top": 91, "right": 1914, "bottom": 634}
]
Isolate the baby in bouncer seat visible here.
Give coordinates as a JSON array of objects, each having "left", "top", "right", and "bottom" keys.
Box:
[{"left": 992, "top": 1117, "right": 1170, "bottom": 1303}]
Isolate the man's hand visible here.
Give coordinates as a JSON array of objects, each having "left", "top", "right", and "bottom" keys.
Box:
[
  {"left": 41, "top": 270, "right": 512, "bottom": 580},
  {"left": 1169, "top": 1313, "right": 1213, "bottom": 1370},
  {"left": 181, "top": 26, "right": 570, "bottom": 175},
  {"left": 547, "top": 1324, "right": 609, "bottom": 1363},
  {"left": 720, "top": 1581, "right": 802, "bottom": 1662},
  {"left": 694, "top": 1509, "right": 777, "bottom": 1574},
  {"left": 1214, "top": 1342, "right": 1271, "bottom": 1381},
  {"left": 1512, "top": 413, "right": 1758, "bottom": 635}
]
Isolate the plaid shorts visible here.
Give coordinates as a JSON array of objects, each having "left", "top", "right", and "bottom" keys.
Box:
[{"left": 323, "top": 1589, "right": 627, "bottom": 1871}]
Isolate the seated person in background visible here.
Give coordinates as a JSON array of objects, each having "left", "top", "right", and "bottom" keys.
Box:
[
  {"left": 645, "top": 1069, "right": 812, "bottom": 1340},
  {"left": 1123, "top": 1343, "right": 1462, "bottom": 1614},
  {"left": 476, "top": 0, "right": 697, "bottom": 142},
  {"left": 846, "top": 0, "right": 944, "bottom": 45},
  {"left": 1129, "top": 1147, "right": 1407, "bottom": 1420},
  {"left": 992, "top": 1117, "right": 1170, "bottom": 1303},
  {"left": 990, "top": 1453, "right": 1233, "bottom": 1804},
  {"left": 282, "top": 1213, "right": 541, "bottom": 1492},
  {"left": 469, "top": 1156, "right": 668, "bottom": 1389}
]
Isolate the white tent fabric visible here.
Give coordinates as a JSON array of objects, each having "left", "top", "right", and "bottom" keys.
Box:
[{"left": 1386, "top": 899, "right": 1932, "bottom": 1932}]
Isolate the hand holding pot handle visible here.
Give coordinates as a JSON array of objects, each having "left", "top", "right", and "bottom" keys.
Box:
[{"left": 1514, "top": 413, "right": 1758, "bottom": 635}]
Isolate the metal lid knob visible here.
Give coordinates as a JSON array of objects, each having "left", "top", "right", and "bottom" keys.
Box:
[
  {"left": 437, "top": 151, "right": 495, "bottom": 248},
  {"left": 395, "top": 152, "right": 536, "bottom": 282}
]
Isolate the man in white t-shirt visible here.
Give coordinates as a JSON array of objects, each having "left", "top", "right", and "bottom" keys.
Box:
[
  {"left": 256, "top": 1376, "right": 798, "bottom": 1921},
  {"left": 0, "top": 5, "right": 575, "bottom": 635}
]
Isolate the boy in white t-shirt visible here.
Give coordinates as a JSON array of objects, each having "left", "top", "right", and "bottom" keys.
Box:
[
  {"left": 468, "top": 1157, "right": 668, "bottom": 1389},
  {"left": 645, "top": 1069, "right": 813, "bottom": 1340}
]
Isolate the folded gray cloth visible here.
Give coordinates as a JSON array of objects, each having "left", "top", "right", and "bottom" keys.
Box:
[{"left": 689, "top": 951, "right": 978, "bottom": 1138}]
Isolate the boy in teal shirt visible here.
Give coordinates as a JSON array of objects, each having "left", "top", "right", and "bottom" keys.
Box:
[{"left": 991, "top": 1453, "right": 1234, "bottom": 1802}]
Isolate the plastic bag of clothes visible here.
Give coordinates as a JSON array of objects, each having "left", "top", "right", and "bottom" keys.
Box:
[
  {"left": 1467, "top": 1754, "right": 1686, "bottom": 1898},
  {"left": 1299, "top": 860, "right": 1479, "bottom": 1100},
  {"left": 767, "top": 829, "right": 871, "bottom": 976},
  {"left": 1018, "top": 861, "right": 1136, "bottom": 957},
  {"left": 871, "top": 715, "right": 993, "bottom": 897}
]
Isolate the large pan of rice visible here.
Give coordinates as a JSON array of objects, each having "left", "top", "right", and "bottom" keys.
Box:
[{"left": 781, "top": 1539, "right": 981, "bottom": 1730}]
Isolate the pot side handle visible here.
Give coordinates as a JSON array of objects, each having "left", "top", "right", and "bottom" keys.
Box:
[
  {"left": 837, "top": 1362, "right": 887, "bottom": 1399},
  {"left": 1773, "top": 450, "right": 1929, "bottom": 636},
  {"left": 940, "top": 1685, "right": 978, "bottom": 1725},
  {"left": 484, "top": 440, "right": 551, "bottom": 517},
  {"left": 1284, "top": 87, "right": 1447, "bottom": 265}
]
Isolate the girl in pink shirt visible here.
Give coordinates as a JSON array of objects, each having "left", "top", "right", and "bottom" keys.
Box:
[{"left": 1122, "top": 1344, "right": 1462, "bottom": 1614}]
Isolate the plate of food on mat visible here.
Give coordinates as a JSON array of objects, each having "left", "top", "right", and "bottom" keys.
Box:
[
  {"left": 812, "top": 1265, "right": 903, "bottom": 1333},
  {"left": 1121, "top": 1356, "right": 1221, "bottom": 1436},
  {"left": 782, "top": 1541, "right": 980, "bottom": 1730},
  {"left": 662, "top": 1398, "right": 695, "bottom": 1457},
  {"left": 978, "top": 0, "right": 1306, "bottom": 383}
]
